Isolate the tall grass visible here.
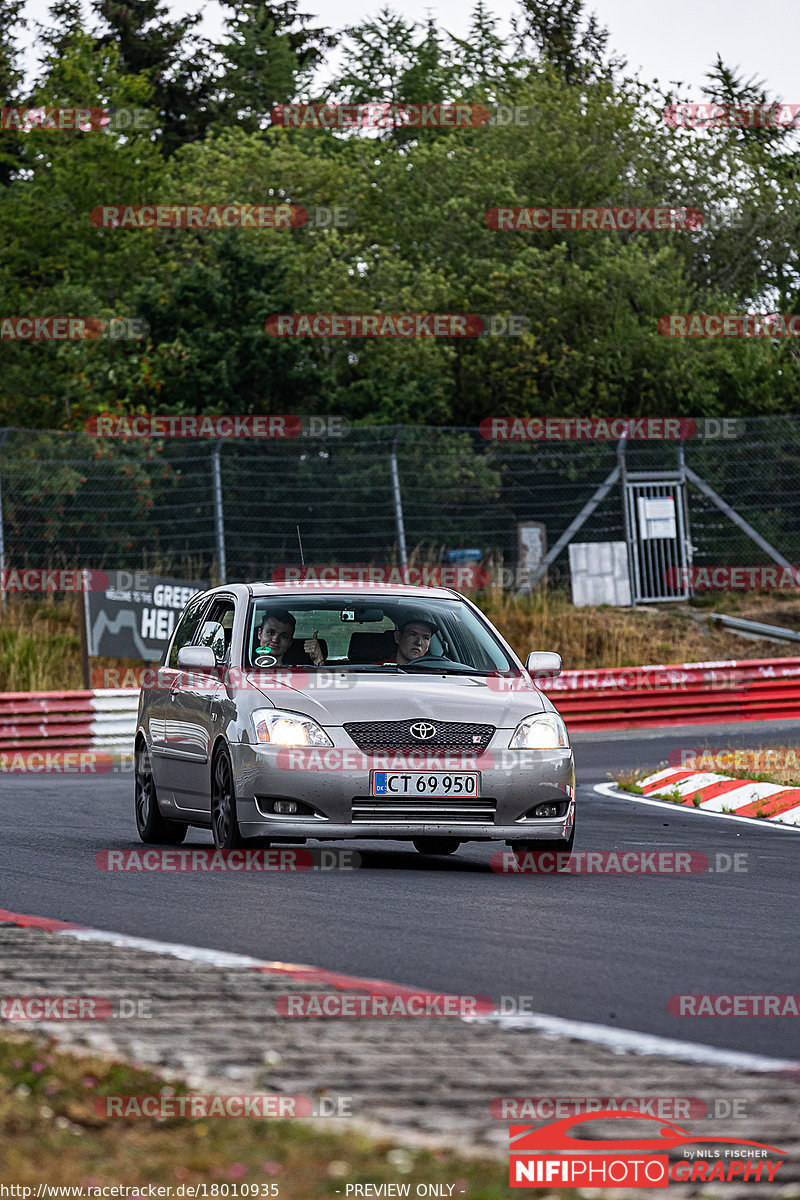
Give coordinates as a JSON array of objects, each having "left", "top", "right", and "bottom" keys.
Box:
[{"left": 478, "top": 587, "right": 799, "bottom": 670}]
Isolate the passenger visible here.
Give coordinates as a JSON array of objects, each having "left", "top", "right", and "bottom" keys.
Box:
[
  {"left": 256, "top": 610, "right": 324, "bottom": 665},
  {"left": 392, "top": 614, "right": 437, "bottom": 665}
]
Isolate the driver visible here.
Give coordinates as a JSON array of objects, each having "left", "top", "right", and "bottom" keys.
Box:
[
  {"left": 256, "top": 609, "right": 324, "bottom": 665},
  {"left": 392, "top": 614, "right": 437, "bottom": 665}
]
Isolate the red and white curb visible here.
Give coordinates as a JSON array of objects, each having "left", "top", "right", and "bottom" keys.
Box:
[
  {"left": 630, "top": 768, "right": 800, "bottom": 825},
  {"left": 1, "top": 908, "right": 799, "bottom": 1075}
]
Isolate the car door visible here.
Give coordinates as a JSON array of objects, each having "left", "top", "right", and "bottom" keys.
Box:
[
  {"left": 148, "top": 592, "right": 211, "bottom": 784},
  {"left": 160, "top": 597, "right": 236, "bottom": 815}
]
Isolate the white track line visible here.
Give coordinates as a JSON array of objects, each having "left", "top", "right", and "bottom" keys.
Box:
[
  {"left": 594, "top": 781, "right": 800, "bottom": 832},
  {"left": 466, "top": 1011, "right": 800, "bottom": 1073},
  {"left": 44, "top": 919, "right": 800, "bottom": 1075}
]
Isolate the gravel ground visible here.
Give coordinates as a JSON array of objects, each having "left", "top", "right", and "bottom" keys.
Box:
[{"left": 1, "top": 922, "right": 798, "bottom": 1199}]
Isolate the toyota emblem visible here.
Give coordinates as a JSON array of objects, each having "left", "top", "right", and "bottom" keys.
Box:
[{"left": 409, "top": 721, "right": 437, "bottom": 741}]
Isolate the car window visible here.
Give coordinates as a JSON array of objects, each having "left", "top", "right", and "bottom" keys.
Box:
[
  {"left": 167, "top": 593, "right": 211, "bottom": 668},
  {"left": 197, "top": 600, "right": 235, "bottom": 663},
  {"left": 245, "top": 596, "right": 514, "bottom": 671}
]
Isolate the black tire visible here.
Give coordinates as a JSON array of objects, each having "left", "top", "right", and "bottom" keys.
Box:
[
  {"left": 412, "top": 837, "right": 461, "bottom": 855},
  {"left": 510, "top": 811, "right": 575, "bottom": 861},
  {"left": 135, "top": 743, "right": 188, "bottom": 845},
  {"left": 210, "top": 747, "right": 246, "bottom": 849}
]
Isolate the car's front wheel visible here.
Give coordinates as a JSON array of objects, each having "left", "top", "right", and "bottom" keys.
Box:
[
  {"left": 135, "top": 743, "right": 188, "bottom": 845},
  {"left": 510, "top": 811, "right": 575, "bottom": 862},
  {"left": 211, "top": 747, "right": 246, "bottom": 849}
]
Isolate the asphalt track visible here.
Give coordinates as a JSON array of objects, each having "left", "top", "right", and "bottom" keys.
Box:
[{"left": 2, "top": 717, "right": 799, "bottom": 1059}]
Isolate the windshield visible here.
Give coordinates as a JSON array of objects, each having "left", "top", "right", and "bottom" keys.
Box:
[{"left": 244, "top": 594, "right": 517, "bottom": 673}]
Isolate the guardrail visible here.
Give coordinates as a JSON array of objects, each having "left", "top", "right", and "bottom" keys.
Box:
[
  {"left": 707, "top": 613, "right": 800, "bottom": 644},
  {"left": 2, "top": 656, "right": 800, "bottom": 752},
  {"left": 540, "top": 656, "right": 800, "bottom": 730},
  {"left": 0, "top": 689, "right": 138, "bottom": 754}
]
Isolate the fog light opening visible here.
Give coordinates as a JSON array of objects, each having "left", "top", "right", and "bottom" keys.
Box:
[{"left": 525, "top": 800, "right": 568, "bottom": 819}]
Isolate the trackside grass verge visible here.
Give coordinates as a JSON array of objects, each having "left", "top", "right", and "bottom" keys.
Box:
[
  {"left": 1, "top": 1034, "right": 565, "bottom": 1198},
  {"left": 611, "top": 768, "right": 648, "bottom": 793},
  {"left": 614, "top": 750, "right": 800, "bottom": 817}
]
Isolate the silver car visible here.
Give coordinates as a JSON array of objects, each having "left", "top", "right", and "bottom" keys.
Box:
[{"left": 134, "top": 582, "right": 575, "bottom": 857}]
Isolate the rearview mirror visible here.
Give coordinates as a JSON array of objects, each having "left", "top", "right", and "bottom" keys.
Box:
[
  {"left": 526, "top": 651, "right": 562, "bottom": 678},
  {"left": 177, "top": 645, "right": 217, "bottom": 671}
]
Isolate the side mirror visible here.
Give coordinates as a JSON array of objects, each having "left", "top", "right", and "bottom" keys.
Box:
[
  {"left": 525, "top": 651, "right": 562, "bottom": 679},
  {"left": 177, "top": 644, "right": 217, "bottom": 671}
]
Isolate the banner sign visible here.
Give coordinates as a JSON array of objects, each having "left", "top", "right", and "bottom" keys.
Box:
[{"left": 84, "top": 571, "right": 206, "bottom": 662}]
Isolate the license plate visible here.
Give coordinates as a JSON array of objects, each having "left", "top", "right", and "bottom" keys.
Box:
[{"left": 371, "top": 772, "right": 480, "bottom": 797}]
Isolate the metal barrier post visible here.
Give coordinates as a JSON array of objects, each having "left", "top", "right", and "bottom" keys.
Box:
[
  {"left": 390, "top": 431, "right": 408, "bottom": 569},
  {"left": 211, "top": 441, "right": 227, "bottom": 584},
  {"left": 0, "top": 429, "right": 9, "bottom": 607}
]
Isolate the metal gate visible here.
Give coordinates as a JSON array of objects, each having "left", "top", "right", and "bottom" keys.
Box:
[{"left": 623, "top": 475, "right": 693, "bottom": 603}]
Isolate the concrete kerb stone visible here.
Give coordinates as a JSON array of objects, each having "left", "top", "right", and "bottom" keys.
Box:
[{"left": 1, "top": 920, "right": 800, "bottom": 1197}]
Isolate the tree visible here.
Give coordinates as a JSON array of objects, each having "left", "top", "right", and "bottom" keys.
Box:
[
  {"left": 0, "top": 0, "right": 27, "bottom": 184},
  {"left": 448, "top": 1, "right": 526, "bottom": 100},
  {"left": 91, "top": 0, "right": 217, "bottom": 153},
  {"left": 512, "top": 0, "right": 618, "bottom": 85},
  {"left": 214, "top": 0, "right": 335, "bottom": 132}
]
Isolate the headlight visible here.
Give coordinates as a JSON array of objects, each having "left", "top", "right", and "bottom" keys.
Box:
[
  {"left": 508, "top": 713, "right": 569, "bottom": 749},
  {"left": 251, "top": 708, "right": 333, "bottom": 747}
]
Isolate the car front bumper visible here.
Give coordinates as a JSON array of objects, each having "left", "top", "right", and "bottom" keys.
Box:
[{"left": 230, "top": 738, "right": 575, "bottom": 843}]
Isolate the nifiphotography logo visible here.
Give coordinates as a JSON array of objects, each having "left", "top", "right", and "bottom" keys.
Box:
[{"left": 508, "top": 1111, "right": 785, "bottom": 1188}]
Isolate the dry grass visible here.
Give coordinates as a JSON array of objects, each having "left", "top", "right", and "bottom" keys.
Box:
[
  {"left": 1, "top": 1033, "right": 514, "bottom": 1196},
  {"left": 612, "top": 767, "right": 651, "bottom": 793},
  {"left": 480, "top": 588, "right": 800, "bottom": 670},
  {"left": 0, "top": 597, "right": 123, "bottom": 692},
  {"left": 677, "top": 748, "right": 800, "bottom": 789}
]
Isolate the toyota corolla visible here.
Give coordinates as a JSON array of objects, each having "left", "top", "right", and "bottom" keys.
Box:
[{"left": 134, "top": 582, "right": 575, "bottom": 857}]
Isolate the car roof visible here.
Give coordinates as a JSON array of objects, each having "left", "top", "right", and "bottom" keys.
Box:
[{"left": 247, "top": 581, "right": 459, "bottom": 600}]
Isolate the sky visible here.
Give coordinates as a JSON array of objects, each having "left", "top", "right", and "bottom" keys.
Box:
[{"left": 16, "top": 0, "right": 800, "bottom": 101}]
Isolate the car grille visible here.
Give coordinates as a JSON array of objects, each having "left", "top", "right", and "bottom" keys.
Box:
[
  {"left": 352, "top": 796, "right": 497, "bottom": 824},
  {"left": 344, "top": 719, "right": 494, "bottom": 753}
]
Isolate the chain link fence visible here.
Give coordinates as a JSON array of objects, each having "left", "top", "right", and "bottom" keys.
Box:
[{"left": 1, "top": 419, "right": 799, "bottom": 589}]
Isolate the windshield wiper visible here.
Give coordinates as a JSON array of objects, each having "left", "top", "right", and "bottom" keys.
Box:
[
  {"left": 404, "top": 662, "right": 491, "bottom": 675},
  {"left": 336, "top": 664, "right": 410, "bottom": 673}
]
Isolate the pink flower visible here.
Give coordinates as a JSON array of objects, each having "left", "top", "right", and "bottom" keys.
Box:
[
  {"left": 261, "top": 1163, "right": 281, "bottom": 1175},
  {"left": 83, "top": 1076, "right": 97, "bottom": 1088},
  {"left": 31, "top": 1062, "right": 44, "bottom": 1073},
  {"left": 229, "top": 1165, "right": 246, "bottom": 1179}
]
